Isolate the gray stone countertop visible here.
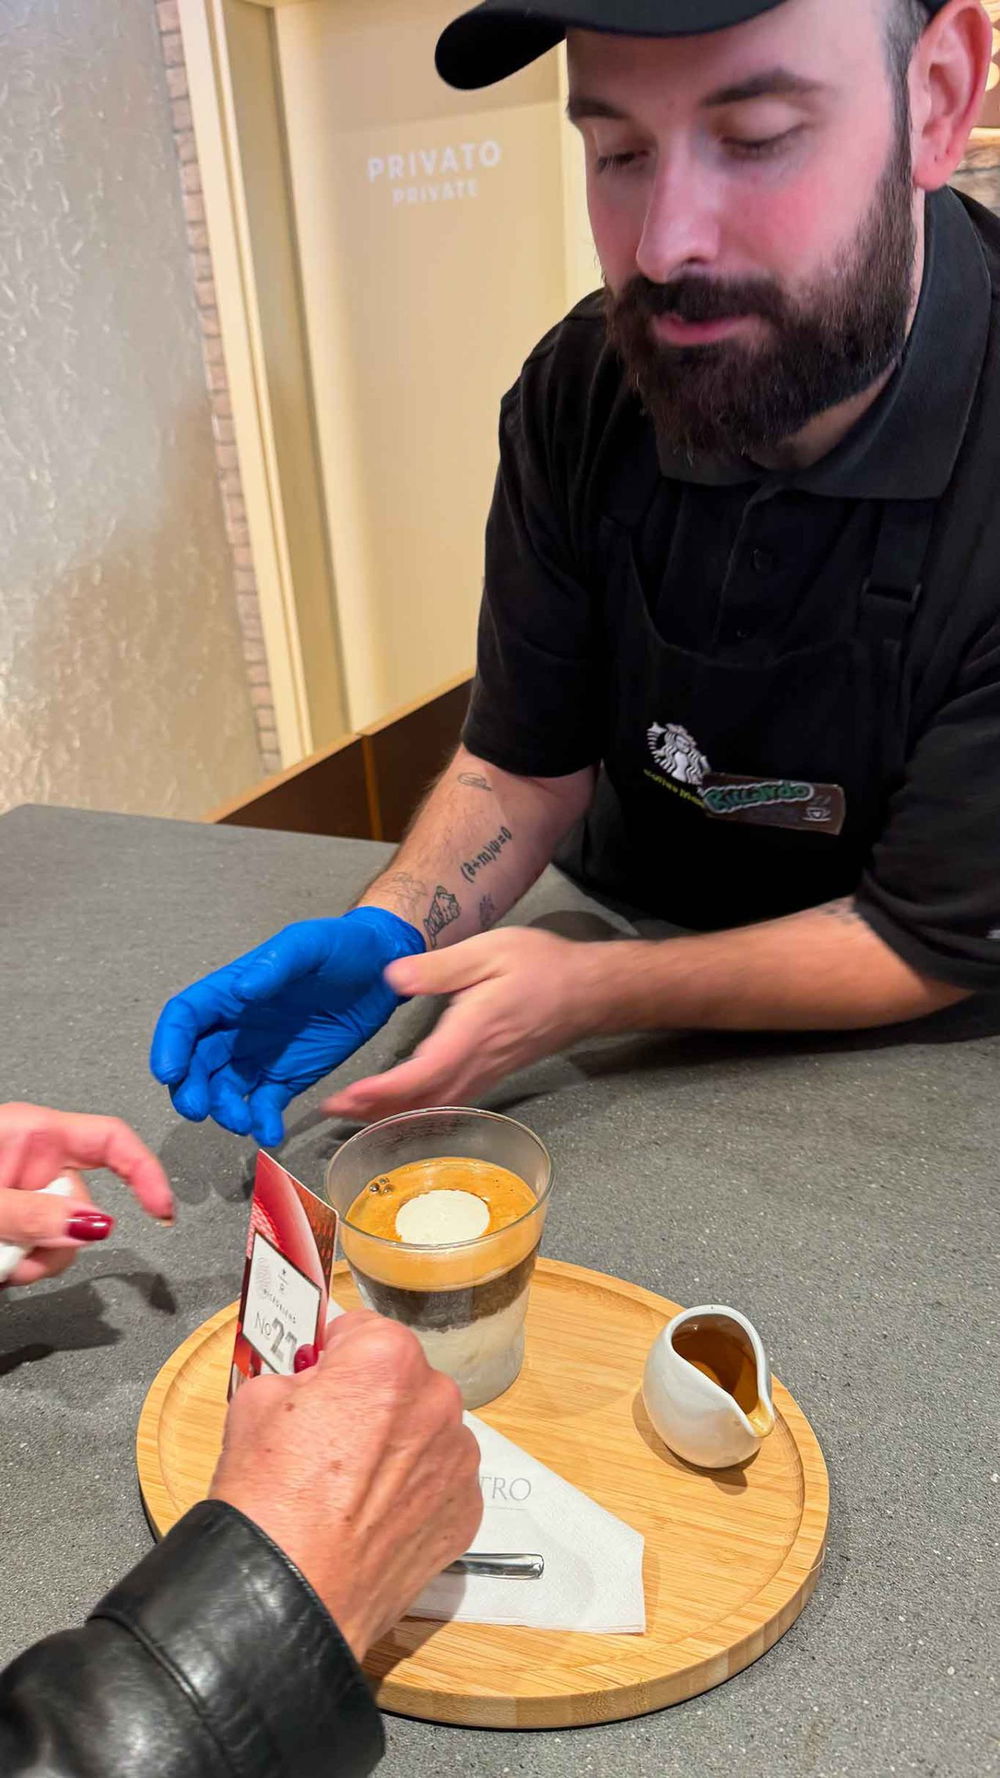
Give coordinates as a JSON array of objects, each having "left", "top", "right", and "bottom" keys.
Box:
[{"left": 0, "top": 804, "right": 997, "bottom": 1778}]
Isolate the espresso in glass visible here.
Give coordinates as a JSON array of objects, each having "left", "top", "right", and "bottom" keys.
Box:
[{"left": 326, "top": 1110, "right": 553, "bottom": 1409}]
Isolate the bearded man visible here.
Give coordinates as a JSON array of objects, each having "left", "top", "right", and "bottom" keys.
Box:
[{"left": 153, "top": 0, "right": 1000, "bottom": 1139}]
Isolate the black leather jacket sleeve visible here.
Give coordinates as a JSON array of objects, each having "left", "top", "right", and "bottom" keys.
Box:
[{"left": 0, "top": 1500, "right": 385, "bottom": 1778}]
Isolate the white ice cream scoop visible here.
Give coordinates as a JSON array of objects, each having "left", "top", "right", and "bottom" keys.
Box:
[{"left": 395, "top": 1189, "right": 490, "bottom": 1245}]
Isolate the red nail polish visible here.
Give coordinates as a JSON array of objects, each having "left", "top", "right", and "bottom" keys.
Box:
[
  {"left": 293, "top": 1344, "right": 318, "bottom": 1373},
  {"left": 66, "top": 1212, "right": 114, "bottom": 1242}
]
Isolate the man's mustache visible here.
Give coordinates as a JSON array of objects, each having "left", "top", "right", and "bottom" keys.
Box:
[{"left": 615, "top": 274, "right": 788, "bottom": 328}]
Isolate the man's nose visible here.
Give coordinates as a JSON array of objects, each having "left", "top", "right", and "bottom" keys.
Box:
[{"left": 634, "top": 160, "right": 721, "bottom": 284}]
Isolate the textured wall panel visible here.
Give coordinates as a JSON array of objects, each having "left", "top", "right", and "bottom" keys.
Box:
[{"left": 0, "top": 0, "right": 263, "bottom": 817}]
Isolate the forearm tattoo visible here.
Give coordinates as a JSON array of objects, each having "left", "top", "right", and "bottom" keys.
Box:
[
  {"left": 377, "top": 869, "right": 429, "bottom": 925},
  {"left": 461, "top": 826, "right": 512, "bottom": 885},
  {"left": 479, "top": 893, "right": 497, "bottom": 931},
  {"left": 424, "top": 885, "right": 461, "bottom": 948}
]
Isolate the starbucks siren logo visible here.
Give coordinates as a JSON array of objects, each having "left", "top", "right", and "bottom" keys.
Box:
[{"left": 648, "top": 722, "right": 710, "bottom": 787}]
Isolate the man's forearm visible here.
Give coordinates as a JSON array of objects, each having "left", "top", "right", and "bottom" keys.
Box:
[
  {"left": 357, "top": 747, "right": 595, "bottom": 948},
  {"left": 573, "top": 898, "right": 970, "bottom": 1034},
  {"left": 327, "top": 893, "right": 974, "bottom": 1120}
]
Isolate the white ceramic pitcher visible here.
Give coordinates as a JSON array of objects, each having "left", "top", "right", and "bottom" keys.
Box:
[{"left": 642, "top": 1304, "right": 775, "bottom": 1469}]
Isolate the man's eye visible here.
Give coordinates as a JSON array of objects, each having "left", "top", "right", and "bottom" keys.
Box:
[
  {"left": 725, "top": 127, "right": 803, "bottom": 161},
  {"left": 595, "top": 151, "right": 644, "bottom": 173}
]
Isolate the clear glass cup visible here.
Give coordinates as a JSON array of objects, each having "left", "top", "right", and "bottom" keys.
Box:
[{"left": 324, "top": 1107, "right": 553, "bottom": 1409}]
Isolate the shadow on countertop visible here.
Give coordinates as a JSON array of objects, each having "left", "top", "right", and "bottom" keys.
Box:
[{"left": 0, "top": 1277, "right": 127, "bottom": 1376}]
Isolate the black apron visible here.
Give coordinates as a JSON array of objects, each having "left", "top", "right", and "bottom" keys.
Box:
[{"left": 557, "top": 436, "right": 935, "bottom": 930}]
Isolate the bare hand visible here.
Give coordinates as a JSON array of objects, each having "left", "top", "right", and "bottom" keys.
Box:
[
  {"left": 324, "top": 929, "right": 593, "bottom": 1120},
  {"left": 210, "top": 1310, "right": 483, "bottom": 1657},
  {"left": 0, "top": 1103, "right": 174, "bottom": 1287}
]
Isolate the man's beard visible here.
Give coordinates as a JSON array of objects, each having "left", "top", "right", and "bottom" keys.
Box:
[{"left": 604, "top": 129, "right": 916, "bottom": 462}]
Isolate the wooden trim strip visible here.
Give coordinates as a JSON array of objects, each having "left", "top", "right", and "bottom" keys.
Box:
[{"left": 204, "top": 670, "right": 473, "bottom": 844}]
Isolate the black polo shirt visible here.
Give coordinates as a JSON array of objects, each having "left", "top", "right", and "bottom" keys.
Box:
[{"left": 463, "top": 187, "right": 1000, "bottom": 990}]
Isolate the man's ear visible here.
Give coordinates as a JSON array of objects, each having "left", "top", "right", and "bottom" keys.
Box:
[{"left": 910, "top": 0, "right": 994, "bottom": 191}]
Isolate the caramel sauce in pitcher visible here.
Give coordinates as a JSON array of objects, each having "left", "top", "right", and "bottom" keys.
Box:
[{"left": 672, "top": 1321, "right": 772, "bottom": 1435}]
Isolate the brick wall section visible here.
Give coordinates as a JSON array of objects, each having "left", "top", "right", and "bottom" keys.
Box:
[{"left": 155, "top": 0, "right": 282, "bottom": 777}]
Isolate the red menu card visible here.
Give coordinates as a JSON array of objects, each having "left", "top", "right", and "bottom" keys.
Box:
[{"left": 229, "top": 1152, "right": 339, "bottom": 1398}]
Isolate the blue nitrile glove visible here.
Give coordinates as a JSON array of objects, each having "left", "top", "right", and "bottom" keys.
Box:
[{"left": 149, "top": 909, "right": 425, "bottom": 1146}]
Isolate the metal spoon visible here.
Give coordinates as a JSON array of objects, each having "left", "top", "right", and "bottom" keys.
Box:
[{"left": 445, "top": 1552, "right": 544, "bottom": 1579}]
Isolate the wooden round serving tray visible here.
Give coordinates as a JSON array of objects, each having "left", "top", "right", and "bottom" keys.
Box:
[{"left": 137, "top": 1258, "right": 828, "bottom": 1729}]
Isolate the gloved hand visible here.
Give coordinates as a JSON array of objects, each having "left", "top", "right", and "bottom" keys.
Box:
[{"left": 149, "top": 909, "right": 425, "bottom": 1146}]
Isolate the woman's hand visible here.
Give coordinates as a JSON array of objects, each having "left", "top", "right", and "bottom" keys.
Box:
[{"left": 0, "top": 1103, "right": 174, "bottom": 1287}]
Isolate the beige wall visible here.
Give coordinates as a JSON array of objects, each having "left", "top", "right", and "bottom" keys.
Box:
[
  {"left": 0, "top": 0, "right": 263, "bottom": 818},
  {"left": 277, "top": 0, "right": 593, "bottom": 729}
]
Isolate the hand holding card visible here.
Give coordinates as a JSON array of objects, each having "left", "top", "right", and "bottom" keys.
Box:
[
  {"left": 230, "top": 1153, "right": 339, "bottom": 1392},
  {"left": 215, "top": 1308, "right": 483, "bottom": 1658}
]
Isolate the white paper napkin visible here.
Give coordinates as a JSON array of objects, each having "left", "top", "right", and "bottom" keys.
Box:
[
  {"left": 411, "top": 1413, "right": 646, "bottom": 1634},
  {"left": 324, "top": 1303, "right": 646, "bottom": 1634}
]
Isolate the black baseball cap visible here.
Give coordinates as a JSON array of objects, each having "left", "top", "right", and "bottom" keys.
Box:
[{"left": 435, "top": 0, "right": 947, "bottom": 92}]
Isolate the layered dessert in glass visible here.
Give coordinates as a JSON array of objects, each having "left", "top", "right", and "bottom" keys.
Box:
[{"left": 325, "top": 1108, "right": 553, "bottom": 1408}]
